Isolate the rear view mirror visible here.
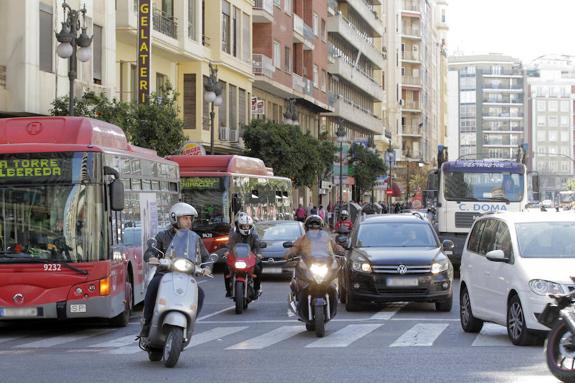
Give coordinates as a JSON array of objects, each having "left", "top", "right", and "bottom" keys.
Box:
[
  {"left": 282, "top": 241, "right": 293, "bottom": 248},
  {"left": 486, "top": 249, "right": 509, "bottom": 263},
  {"left": 209, "top": 253, "right": 219, "bottom": 262},
  {"left": 110, "top": 179, "right": 125, "bottom": 211},
  {"left": 442, "top": 240, "right": 455, "bottom": 252}
]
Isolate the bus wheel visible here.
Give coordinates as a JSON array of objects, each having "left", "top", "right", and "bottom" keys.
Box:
[{"left": 110, "top": 281, "right": 133, "bottom": 327}]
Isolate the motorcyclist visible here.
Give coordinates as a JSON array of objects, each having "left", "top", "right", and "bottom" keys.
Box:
[
  {"left": 138, "top": 202, "right": 212, "bottom": 338},
  {"left": 334, "top": 209, "right": 353, "bottom": 232},
  {"left": 224, "top": 213, "right": 263, "bottom": 298}
]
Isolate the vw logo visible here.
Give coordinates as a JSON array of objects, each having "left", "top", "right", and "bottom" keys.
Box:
[
  {"left": 13, "top": 293, "right": 24, "bottom": 305},
  {"left": 397, "top": 265, "right": 408, "bottom": 275}
]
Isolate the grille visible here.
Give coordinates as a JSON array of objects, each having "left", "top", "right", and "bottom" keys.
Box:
[
  {"left": 455, "top": 212, "right": 480, "bottom": 228},
  {"left": 372, "top": 265, "right": 431, "bottom": 274}
]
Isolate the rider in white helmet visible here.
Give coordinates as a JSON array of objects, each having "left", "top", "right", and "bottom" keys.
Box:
[
  {"left": 224, "top": 213, "right": 263, "bottom": 298},
  {"left": 139, "top": 202, "right": 211, "bottom": 337}
]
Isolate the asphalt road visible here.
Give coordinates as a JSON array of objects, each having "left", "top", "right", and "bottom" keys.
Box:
[{"left": 0, "top": 274, "right": 561, "bottom": 383}]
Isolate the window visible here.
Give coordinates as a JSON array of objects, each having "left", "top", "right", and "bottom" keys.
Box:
[
  {"left": 218, "top": 80, "right": 227, "bottom": 128},
  {"left": 536, "top": 115, "right": 546, "bottom": 127},
  {"left": 560, "top": 115, "right": 569, "bottom": 127},
  {"left": 313, "top": 64, "right": 319, "bottom": 87},
  {"left": 156, "top": 73, "right": 167, "bottom": 97},
  {"left": 549, "top": 130, "right": 558, "bottom": 141},
  {"left": 321, "top": 19, "right": 326, "bottom": 41},
  {"left": 478, "top": 219, "right": 499, "bottom": 255},
  {"left": 183, "top": 74, "right": 196, "bottom": 129},
  {"left": 460, "top": 91, "right": 475, "bottom": 103},
  {"left": 284, "top": 0, "right": 292, "bottom": 13},
  {"left": 467, "top": 220, "right": 485, "bottom": 253},
  {"left": 494, "top": 223, "right": 513, "bottom": 260},
  {"left": 548, "top": 116, "right": 558, "bottom": 127},
  {"left": 232, "top": 7, "right": 240, "bottom": 57},
  {"left": 39, "top": 5, "right": 53, "bottom": 73},
  {"left": 221, "top": 1, "right": 231, "bottom": 54},
  {"left": 537, "top": 100, "right": 546, "bottom": 112},
  {"left": 274, "top": 0, "right": 280, "bottom": 6},
  {"left": 561, "top": 100, "right": 570, "bottom": 113},
  {"left": 536, "top": 130, "right": 546, "bottom": 141},
  {"left": 162, "top": 0, "right": 174, "bottom": 17},
  {"left": 283, "top": 46, "right": 291, "bottom": 72},
  {"left": 313, "top": 13, "right": 319, "bottom": 36},
  {"left": 273, "top": 41, "right": 281, "bottom": 68},
  {"left": 188, "top": 0, "right": 197, "bottom": 40},
  {"left": 548, "top": 100, "right": 558, "bottom": 112},
  {"left": 229, "top": 84, "right": 237, "bottom": 131},
  {"left": 321, "top": 69, "right": 327, "bottom": 92},
  {"left": 242, "top": 12, "right": 250, "bottom": 63}
]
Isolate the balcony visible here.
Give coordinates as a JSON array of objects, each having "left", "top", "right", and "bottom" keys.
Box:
[
  {"left": 401, "top": 51, "right": 421, "bottom": 63},
  {"left": 293, "top": 14, "right": 305, "bottom": 43},
  {"left": 328, "top": 95, "right": 382, "bottom": 134},
  {"left": 345, "top": 0, "right": 384, "bottom": 36},
  {"left": 328, "top": 0, "right": 338, "bottom": 15},
  {"left": 402, "top": 75, "right": 422, "bottom": 87},
  {"left": 402, "top": 27, "right": 421, "bottom": 39},
  {"left": 482, "top": 113, "right": 523, "bottom": 120},
  {"left": 328, "top": 57, "right": 384, "bottom": 101},
  {"left": 153, "top": 8, "right": 178, "bottom": 39},
  {"left": 293, "top": 74, "right": 313, "bottom": 96},
  {"left": 303, "top": 23, "right": 315, "bottom": 50},
  {"left": 402, "top": 101, "right": 421, "bottom": 112},
  {"left": 327, "top": 14, "right": 385, "bottom": 68},
  {"left": 253, "top": 0, "right": 274, "bottom": 23},
  {"left": 402, "top": 0, "right": 421, "bottom": 14},
  {"left": 402, "top": 125, "right": 423, "bottom": 137},
  {"left": 252, "top": 54, "right": 275, "bottom": 79}
]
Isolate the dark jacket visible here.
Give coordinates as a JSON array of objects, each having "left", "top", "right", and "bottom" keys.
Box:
[
  {"left": 144, "top": 226, "right": 212, "bottom": 271},
  {"left": 227, "top": 229, "right": 261, "bottom": 252}
]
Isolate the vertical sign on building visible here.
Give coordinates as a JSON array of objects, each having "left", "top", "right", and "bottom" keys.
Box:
[{"left": 137, "top": 0, "right": 152, "bottom": 104}]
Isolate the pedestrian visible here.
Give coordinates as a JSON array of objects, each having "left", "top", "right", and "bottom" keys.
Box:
[
  {"left": 310, "top": 206, "right": 318, "bottom": 215},
  {"left": 295, "top": 204, "right": 306, "bottom": 222},
  {"left": 318, "top": 205, "right": 326, "bottom": 221}
]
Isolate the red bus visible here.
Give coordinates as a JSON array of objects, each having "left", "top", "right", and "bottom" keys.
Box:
[
  {"left": 166, "top": 155, "right": 292, "bottom": 254},
  {"left": 0, "top": 117, "right": 179, "bottom": 325}
]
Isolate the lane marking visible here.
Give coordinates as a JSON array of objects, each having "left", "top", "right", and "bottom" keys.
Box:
[
  {"left": 370, "top": 304, "right": 406, "bottom": 320},
  {"left": 226, "top": 326, "right": 305, "bottom": 350},
  {"left": 15, "top": 330, "right": 105, "bottom": 348},
  {"left": 197, "top": 306, "right": 235, "bottom": 321},
  {"left": 189, "top": 326, "right": 248, "bottom": 347},
  {"left": 390, "top": 323, "right": 449, "bottom": 347},
  {"left": 306, "top": 324, "right": 383, "bottom": 348},
  {"left": 471, "top": 323, "right": 511, "bottom": 347},
  {"left": 89, "top": 335, "right": 136, "bottom": 348}
]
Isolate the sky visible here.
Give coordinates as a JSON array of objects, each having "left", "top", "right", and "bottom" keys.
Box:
[{"left": 447, "top": 0, "right": 575, "bottom": 65}]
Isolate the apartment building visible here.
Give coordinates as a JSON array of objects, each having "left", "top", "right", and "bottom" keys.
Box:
[
  {"left": 526, "top": 55, "right": 575, "bottom": 198},
  {"left": 0, "top": 0, "right": 116, "bottom": 116},
  {"left": 448, "top": 54, "right": 526, "bottom": 161}
]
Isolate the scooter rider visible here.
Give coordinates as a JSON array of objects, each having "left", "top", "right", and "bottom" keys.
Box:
[
  {"left": 224, "top": 214, "right": 263, "bottom": 298},
  {"left": 139, "top": 202, "right": 212, "bottom": 337},
  {"left": 334, "top": 209, "right": 353, "bottom": 232}
]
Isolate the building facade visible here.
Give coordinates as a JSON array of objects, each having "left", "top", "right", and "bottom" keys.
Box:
[
  {"left": 526, "top": 55, "right": 575, "bottom": 198},
  {"left": 448, "top": 54, "right": 526, "bottom": 161}
]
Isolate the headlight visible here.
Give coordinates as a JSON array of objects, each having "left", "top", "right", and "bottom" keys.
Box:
[
  {"left": 529, "top": 279, "right": 566, "bottom": 296},
  {"left": 309, "top": 263, "right": 329, "bottom": 283},
  {"left": 235, "top": 260, "right": 248, "bottom": 269},
  {"left": 351, "top": 258, "right": 372, "bottom": 273},
  {"left": 173, "top": 258, "right": 194, "bottom": 273},
  {"left": 431, "top": 261, "right": 449, "bottom": 274}
]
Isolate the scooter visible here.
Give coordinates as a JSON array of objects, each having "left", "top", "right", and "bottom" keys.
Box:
[
  {"left": 335, "top": 226, "right": 350, "bottom": 249},
  {"left": 285, "top": 243, "right": 342, "bottom": 338},
  {"left": 139, "top": 231, "right": 216, "bottom": 368},
  {"left": 225, "top": 243, "right": 265, "bottom": 314},
  {"left": 538, "top": 276, "right": 575, "bottom": 383}
]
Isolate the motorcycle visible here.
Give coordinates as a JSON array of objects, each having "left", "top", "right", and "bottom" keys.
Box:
[
  {"left": 139, "top": 231, "right": 216, "bottom": 368},
  {"left": 538, "top": 277, "right": 575, "bottom": 382},
  {"left": 225, "top": 242, "right": 266, "bottom": 314},
  {"left": 285, "top": 242, "right": 342, "bottom": 338},
  {"left": 335, "top": 226, "right": 351, "bottom": 249}
]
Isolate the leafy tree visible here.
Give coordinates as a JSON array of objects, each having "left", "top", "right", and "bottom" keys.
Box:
[
  {"left": 242, "top": 119, "right": 336, "bottom": 188},
  {"left": 567, "top": 178, "right": 575, "bottom": 191},
  {"left": 349, "top": 143, "right": 386, "bottom": 201}
]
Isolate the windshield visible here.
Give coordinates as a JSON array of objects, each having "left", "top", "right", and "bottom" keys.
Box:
[
  {"left": 233, "top": 243, "right": 252, "bottom": 259},
  {"left": 167, "top": 230, "right": 201, "bottom": 262},
  {"left": 180, "top": 176, "right": 227, "bottom": 232},
  {"left": 444, "top": 172, "right": 524, "bottom": 202},
  {"left": 256, "top": 222, "right": 302, "bottom": 241},
  {"left": 516, "top": 222, "right": 575, "bottom": 258},
  {"left": 357, "top": 222, "right": 438, "bottom": 248}
]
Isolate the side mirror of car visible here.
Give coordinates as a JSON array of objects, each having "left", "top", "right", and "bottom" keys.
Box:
[
  {"left": 258, "top": 242, "right": 268, "bottom": 249},
  {"left": 283, "top": 241, "right": 293, "bottom": 248},
  {"left": 442, "top": 240, "right": 455, "bottom": 252},
  {"left": 486, "top": 249, "right": 509, "bottom": 263}
]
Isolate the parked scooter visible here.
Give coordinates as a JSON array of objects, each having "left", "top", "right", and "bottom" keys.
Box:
[
  {"left": 225, "top": 242, "right": 266, "bottom": 314},
  {"left": 139, "top": 231, "right": 216, "bottom": 368},
  {"left": 284, "top": 242, "right": 343, "bottom": 337},
  {"left": 538, "top": 276, "right": 575, "bottom": 383}
]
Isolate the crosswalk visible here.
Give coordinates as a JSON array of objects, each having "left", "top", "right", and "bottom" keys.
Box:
[{"left": 0, "top": 321, "right": 526, "bottom": 355}]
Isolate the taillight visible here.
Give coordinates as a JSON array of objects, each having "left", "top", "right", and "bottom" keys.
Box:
[{"left": 99, "top": 277, "right": 110, "bottom": 296}]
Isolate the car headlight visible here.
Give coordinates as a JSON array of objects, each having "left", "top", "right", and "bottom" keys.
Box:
[
  {"left": 351, "top": 256, "right": 372, "bottom": 273},
  {"left": 235, "top": 260, "right": 248, "bottom": 269},
  {"left": 431, "top": 261, "right": 449, "bottom": 274},
  {"left": 309, "top": 263, "right": 329, "bottom": 283},
  {"left": 529, "top": 279, "right": 566, "bottom": 296},
  {"left": 173, "top": 258, "right": 194, "bottom": 273}
]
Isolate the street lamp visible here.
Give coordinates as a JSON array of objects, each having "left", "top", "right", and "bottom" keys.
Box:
[
  {"left": 385, "top": 145, "right": 395, "bottom": 213},
  {"left": 367, "top": 135, "right": 377, "bottom": 203},
  {"left": 55, "top": 1, "right": 93, "bottom": 116},
  {"left": 204, "top": 63, "right": 223, "bottom": 155},
  {"left": 335, "top": 120, "right": 346, "bottom": 217},
  {"left": 283, "top": 98, "right": 299, "bottom": 126}
]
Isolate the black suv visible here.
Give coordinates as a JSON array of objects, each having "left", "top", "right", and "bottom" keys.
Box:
[{"left": 339, "top": 214, "right": 454, "bottom": 311}]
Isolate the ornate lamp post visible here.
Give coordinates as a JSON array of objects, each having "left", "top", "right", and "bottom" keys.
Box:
[
  {"left": 283, "top": 98, "right": 299, "bottom": 125},
  {"left": 55, "top": 1, "right": 93, "bottom": 116},
  {"left": 204, "top": 64, "right": 224, "bottom": 155},
  {"left": 335, "top": 120, "right": 346, "bottom": 216}
]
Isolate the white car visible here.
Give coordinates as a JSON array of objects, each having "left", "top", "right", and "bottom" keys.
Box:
[{"left": 459, "top": 212, "right": 575, "bottom": 345}]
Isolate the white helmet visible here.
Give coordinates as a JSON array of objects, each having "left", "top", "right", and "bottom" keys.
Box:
[
  {"left": 169, "top": 202, "right": 198, "bottom": 226},
  {"left": 237, "top": 214, "right": 254, "bottom": 236},
  {"left": 340, "top": 209, "right": 349, "bottom": 220}
]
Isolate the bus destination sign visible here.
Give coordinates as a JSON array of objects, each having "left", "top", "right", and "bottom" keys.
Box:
[
  {"left": 0, "top": 153, "right": 73, "bottom": 184},
  {"left": 181, "top": 177, "right": 223, "bottom": 190}
]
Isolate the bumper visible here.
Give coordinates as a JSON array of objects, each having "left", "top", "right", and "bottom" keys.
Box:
[
  {"left": 523, "top": 290, "right": 553, "bottom": 331},
  {"left": 347, "top": 271, "right": 452, "bottom": 303}
]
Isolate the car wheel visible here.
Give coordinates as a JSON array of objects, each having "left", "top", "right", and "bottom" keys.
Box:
[
  {"left": 435, "top": 295, "right": 453, "bottom": 312},
  {"left": 345, "top": 284, "right": 361, "bottom": 312},
  {"left": 507, "top": 294, "right": 537, "bottom": 346},
  {"left": 460, "top": 285, "right": 483, "bottom": 333},
  {"left": 338, "top": 275, "right": 347, "bottom": 304}
]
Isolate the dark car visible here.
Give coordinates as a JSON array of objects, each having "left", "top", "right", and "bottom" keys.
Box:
[
  {"left": 340, "top": 214, "right": 454, "bottom": 312},
  {"left": 254, "top": 220, "right": 305, "bottom": 277}
]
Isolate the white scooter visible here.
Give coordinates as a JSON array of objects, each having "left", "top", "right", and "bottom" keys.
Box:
[{"left": 139, "top": 230, "right": 216, "bottom": 368}]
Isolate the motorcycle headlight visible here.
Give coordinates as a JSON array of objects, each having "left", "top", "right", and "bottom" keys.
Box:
[
  {"left": 431, "top": 261, "right": 449, "bottom": 274},
  {"left": 529, "top": 279, "right": 566, "bottom": 296},
  {"left": 173, "top": 258, "right": 194, "bottom": 273},
  {"left": 235, "top": 260, "right": 248, "bottom": 269},
  {"left": 309, "top": 263, "right": 329, "bottom": 283}
]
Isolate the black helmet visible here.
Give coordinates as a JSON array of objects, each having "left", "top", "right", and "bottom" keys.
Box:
[{"left": 304, "top": 215, "right": 324, "bottom": 230}]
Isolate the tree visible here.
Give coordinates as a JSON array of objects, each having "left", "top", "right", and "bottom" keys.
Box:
[
  {"left": 242, "top": 119, "right": 337, "bottom": 188},
  {"left": 349, "top": 143, "right": 386, "bottom": 201},
  {"left": 50, "top": 84, "right": 186, "bottom": 157},
  {"left": 567, "top": 179, "right": 575, "bottom": 191}
]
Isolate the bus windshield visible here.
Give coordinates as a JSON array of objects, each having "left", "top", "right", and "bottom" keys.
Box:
[
  {"left": 180, "top": 176, "right": 227, "bottom": 231},
  {"left": 444, "top": 172, "right": 524, "bottom": 202},
  {"left": 0, "top": 152, "right": 105, "bottom": 263}
]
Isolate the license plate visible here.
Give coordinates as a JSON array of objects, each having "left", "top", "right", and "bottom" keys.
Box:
[
  {"left": 386, "top": 278, "right": 419, "bottom": 287},
  {"left": 263, "top": 267, "right": 283, "bottom": 274},
  {"left": 0, "top": 307, "right": 39, "bottom": 317}
]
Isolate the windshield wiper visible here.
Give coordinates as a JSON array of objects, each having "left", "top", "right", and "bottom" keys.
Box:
[
  {"left": 0, "top": 253, "right": 88, "bottom": 275},
  {"left": 487, "top": 197, "right": 510, "bottom": 203}
]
